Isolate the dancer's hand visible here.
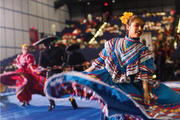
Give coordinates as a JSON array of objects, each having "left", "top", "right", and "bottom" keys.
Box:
[
  {"left": 144, "top": 92, "right": 151, "bottom": 104},
  {"left": 143, "top": 80, "right": 151, "bottom": 104}
]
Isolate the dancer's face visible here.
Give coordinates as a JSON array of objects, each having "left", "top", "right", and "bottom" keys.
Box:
[
  {"left": 22, "top": 47, "right": 28, "bottom": 55},
  {"left": 127, "top": 18, "right": 144, "bottom": 38}
]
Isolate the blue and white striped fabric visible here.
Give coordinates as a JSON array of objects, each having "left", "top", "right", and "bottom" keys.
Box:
[{"left": 92, "top": 36, "right": 157, "bottom": 86}]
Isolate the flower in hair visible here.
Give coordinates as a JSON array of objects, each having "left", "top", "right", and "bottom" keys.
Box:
[
  {"left": 22, "top": 44, "right": 28, "bottom": 49},
  {"left": 120, "top": 12, "right": 133, "bottom": 24}
]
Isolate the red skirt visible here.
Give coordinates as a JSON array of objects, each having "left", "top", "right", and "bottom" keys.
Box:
[{"left": 0, "top": 68, "right": 46, "bottom": 102}]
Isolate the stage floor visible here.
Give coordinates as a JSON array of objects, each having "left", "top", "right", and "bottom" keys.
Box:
[
  {"left": 0, "top": 95, "right": 102, "bottom": 120},
  {"left": 1, "top": 81, "right": 180, "bottom": 120}
]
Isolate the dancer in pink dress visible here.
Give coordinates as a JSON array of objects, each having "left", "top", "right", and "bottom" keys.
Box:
[{"left": 0, "top": 44, "right": 46, "bottom": 106}]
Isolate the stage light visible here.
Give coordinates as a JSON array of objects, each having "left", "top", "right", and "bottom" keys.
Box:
[
  {"left": 104, "top": 2, "right": 108, "bottom": 6},
  {"left": 152, "top": 74, "right": 157, "bottom": 79},
  {"left": 177, "top": 18, "right": 180, "bottom": 33},
  {"left": 174, "top": 41, "right": 177, "bottom": 49}
]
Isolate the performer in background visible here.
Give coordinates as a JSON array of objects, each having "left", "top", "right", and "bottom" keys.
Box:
[
  {"left": 66, "top": 44, "right": 86, "bottom": 71},
  {"left": 37, "top": 36, "right": 78, "bottom": 111},
  {"left": 44, "top": 13, "right": 180, "bottom": 119},
  {"left": 15, "top": 44, "right": 35, "bottom": 106},
  {"left": 0, "top": 44, "right": 46, "bottom": 106}
]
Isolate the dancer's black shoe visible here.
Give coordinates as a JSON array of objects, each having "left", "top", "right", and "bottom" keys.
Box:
[
  {"left": 27, "top": 102, "right": 30, "bottom": 105},
  {"left": 48, "top": 100, "right": 55, "bottom": 111},
  {"left": 21, "top": 102, "right": 25, "bottom": 106},
  {"left": 69, "top": 97, "right": 78, "bottom": 109},
  {"left": 48, "top": 105, "right": 55, "bottom": 111}
]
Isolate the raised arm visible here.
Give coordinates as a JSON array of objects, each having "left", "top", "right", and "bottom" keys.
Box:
[
  {"left": 84, "top": 65, "right": 95, "bottom": 72},
  {"left": 84, "top": 48, "right": 107, "bottom": 72}
]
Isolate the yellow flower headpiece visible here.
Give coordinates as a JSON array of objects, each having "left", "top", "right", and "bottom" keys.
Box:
[
  {"left": 120, "top": 12, "right": 134, "bottom": 25},
  {"left": 22, "top": 44, "right": 28, "bottom": 49}
]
